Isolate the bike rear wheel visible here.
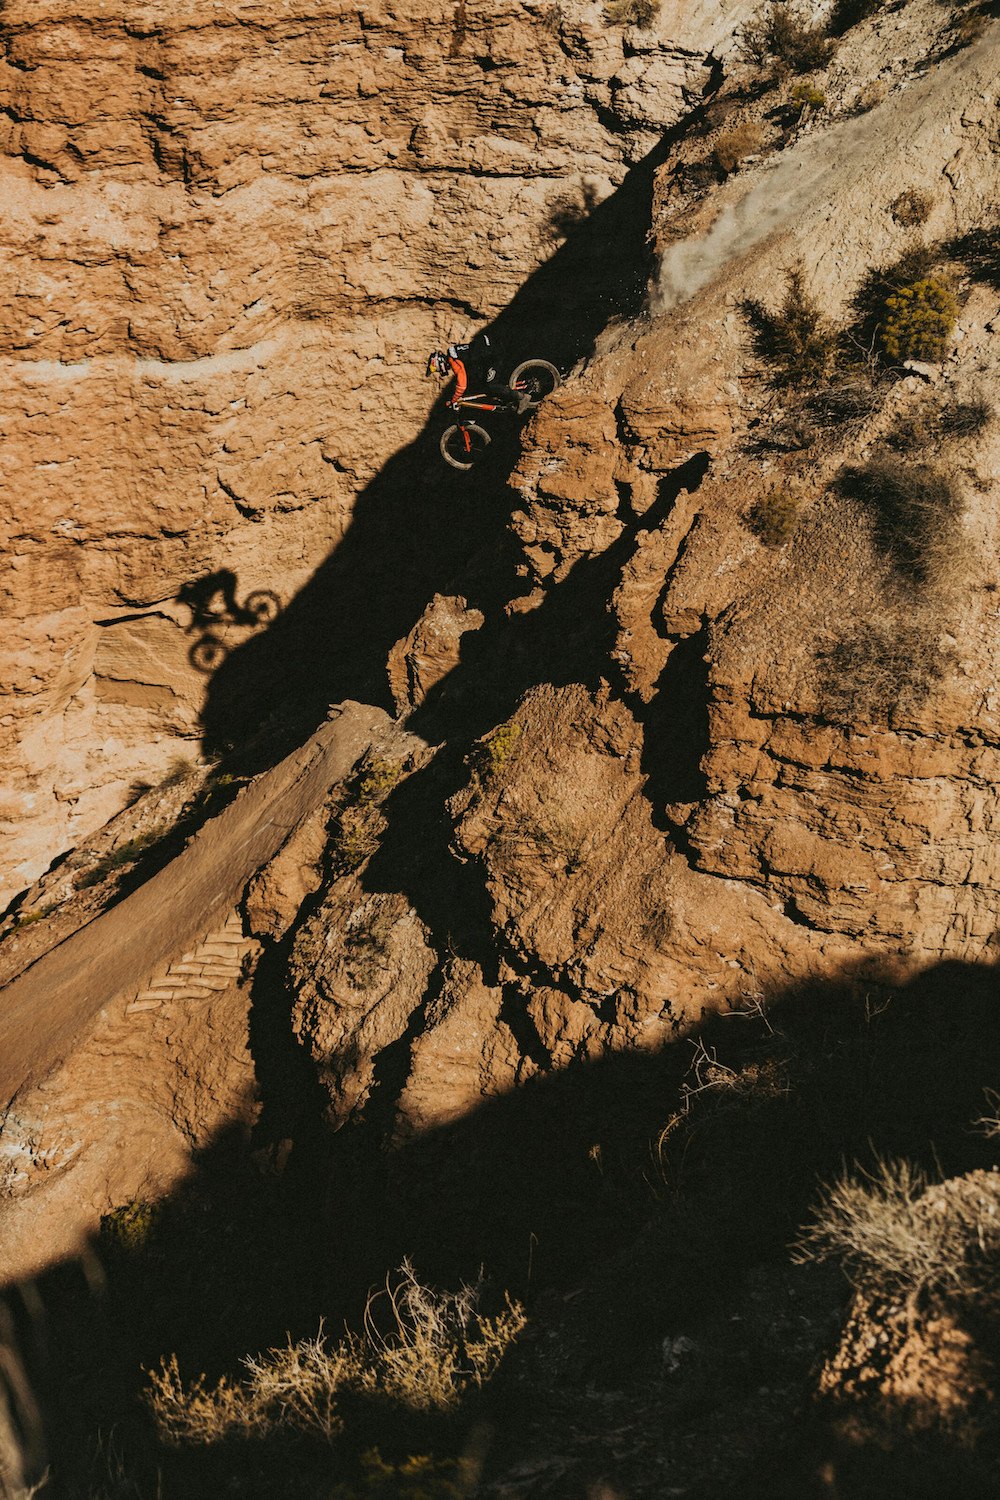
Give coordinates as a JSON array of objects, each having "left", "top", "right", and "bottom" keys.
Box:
[
  {"left": 440, "top": 421, "right": 491, "bottom": 471},
  {"left": 509, "top": 359, "right": 561, "bottom": 407},
  {"left": 243, "top": 589, "right": 281, "bottom": 625}
]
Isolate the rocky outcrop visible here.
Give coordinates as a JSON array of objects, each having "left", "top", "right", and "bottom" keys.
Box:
[{"left": 510, "top": 21, "right": 1000, "bottom": 966}]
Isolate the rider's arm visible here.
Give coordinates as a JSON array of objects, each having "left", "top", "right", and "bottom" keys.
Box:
[{"left": 448, "top": 356, "right": 467, "bottom": 407}]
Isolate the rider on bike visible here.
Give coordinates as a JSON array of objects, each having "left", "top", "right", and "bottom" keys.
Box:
[{"left": 427, "top": 333, "right": 531, "bottom": 413}]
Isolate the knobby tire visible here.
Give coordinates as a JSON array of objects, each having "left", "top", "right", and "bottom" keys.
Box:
[{"left": 441, "top": 421, "right": 491, "bottom": 470}]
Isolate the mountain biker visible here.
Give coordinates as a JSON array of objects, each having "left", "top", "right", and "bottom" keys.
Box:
[{"left": 427, "top": 334, "right": 530, "bottom": 413}]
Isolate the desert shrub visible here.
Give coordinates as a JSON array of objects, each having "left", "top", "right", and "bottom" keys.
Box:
[
  {"left": 13, "top": 902, "right": 58, "bottom": 928},
  {"left": 329, "top": 757, "right": 402, "bottom": 876},
  {"left": 74, "top": 829, "right": 167, "bottom": 890},
  {"left": 471, "top": 722, "right": 522, "bottom": 783},
  {"left": 890, "top": 188, "right": 932, "bottom": 228},
  {"left": 829, "top": 0, "right": 886, "bottom": 30},
  {"left": 886, "top": 393, "right": 993, "bottom": 450},
  {"left": 947, "top": 224, "right": 1000, "bottom": 289},
  {"left": 743, "top": 268, "right": 840, "bottom": 386},
  {"left": 879, "top": 274, "right": 958, "bottom": 362},
  {"left": 739, "top": 3, "right": 835, "bottom": 72},
  {"left": 796, "top": 1158, "right": 1000, "bottom": 1307},
  {"left": 146, "top": 1261, "right": 525, "bottom": 1446},
  {"left": 604, "top": 0, "right": 659, "bottom": 24},
  {"left": 838, "top": 456, "right": 966, "bottom": 587},
  {"left": 101, "top": 1200, "right": 161, "bottom": 1257},
  {"left": 330, "top": 1449, "right": 477, "bottom": 1500},
  {"left": 748, "top": 489, "right": 804, "bottom": 545},
  {"left": 788, "top": 80, "right": 826, "bottom": 112},
  {"left": 815, "top": 618, "right": 950, "bottom": 723},
  {"left": 853, "top": 78, "right": 888, "bottom": 113},
  {"left": 939, "top": 394, "right": 993, "bottom": 437},
  {"left": 713, "top": 120, "right": 766, "bottom": 173},
  {"left": 805, "top": 373, "right": 882, "bottom": 426},
  {"left": 850, "top": 243, "right": 940, "bottom": 344}
]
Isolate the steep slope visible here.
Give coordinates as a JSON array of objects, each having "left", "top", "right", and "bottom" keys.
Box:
[{"left": 0, "top": 0, "right": 750, "bottom": 904}]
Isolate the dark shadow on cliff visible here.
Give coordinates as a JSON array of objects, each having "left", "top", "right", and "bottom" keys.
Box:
[
  {"left": 5, "top": 955, "right": 1000, "bottom": 1496},
  {"left": 195, "top": 119, "right": 694, "bottom": 769}
]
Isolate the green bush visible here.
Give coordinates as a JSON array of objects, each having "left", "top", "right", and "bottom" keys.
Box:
[
  {"left": 748, "top": 489, "right": 804, "bottom": 546},
  {"left": 471, "top": 722, "right": 522, "bottom": 783},
  {"left": 850, "top": 243, "right": 940, "bottom": 348},
  {"left": 788, "top": 80, "right": 826, "bottom": 112},
  {"left": 329, "top": 757, "right": 403, "bottom": 876},
  {"left": 879, "top": 275, "right": 958, "bottom": 362},
  {"left": 739, "top": 3, "right": 835, "bottom": 72},
  {"left": 101, "top": 1200, "right": 161, "bottom": 1257},
  {"left": 743, "top": 268, "right": 840, "bottom": 386}
]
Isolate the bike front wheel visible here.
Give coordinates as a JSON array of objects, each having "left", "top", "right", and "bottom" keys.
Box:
[
  {"left": 190, "top": 636, "right": 229, "bottom": 673},
  {"left": 509, "top": 359, "right": 561, "bottom": 408},
  {"left": 440, "top": 421, "right": 491, "bottom": 471}
]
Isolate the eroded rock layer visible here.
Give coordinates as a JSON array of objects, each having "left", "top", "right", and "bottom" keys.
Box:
[{"left": 0, "top": 0, "right": 736, "bottom": 903}]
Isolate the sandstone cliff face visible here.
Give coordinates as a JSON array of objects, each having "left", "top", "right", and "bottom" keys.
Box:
[
  {"left": 2, "top": 0, "right": 999, "bottom": 1278},
  {"left": 0, "top": 0, "right": 742, "bottom": 905}
]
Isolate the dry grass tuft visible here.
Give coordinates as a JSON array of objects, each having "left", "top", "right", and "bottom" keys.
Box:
[
  {"left": 891, "top": 189, "right": 933, "bottom": 229},
  {"left": 713, "top": 121, "right": 766, "bottom": 173},
  {"left": 146, "top": 1261, "right": 525, "bottom": 1447},
  {"left": 604, "top": 0, "right": 659, "bottom": 24},
  {"left": 815, "top": 618, "right": 952, "bottom": 725},
  {"left": 836, "top": 457, "right": 966, "bottom": 589},
  {"left": 796, "top": 1159, "right": 1000, "bottom": 1308}
]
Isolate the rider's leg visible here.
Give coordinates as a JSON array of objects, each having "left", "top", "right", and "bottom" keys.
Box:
[{"left": 484, "top": 379, "right": 531, "bottom": 414}]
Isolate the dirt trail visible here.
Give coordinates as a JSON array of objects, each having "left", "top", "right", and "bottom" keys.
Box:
[{"left": 0, "top": 701, "right": 396, "bottom": 1106}]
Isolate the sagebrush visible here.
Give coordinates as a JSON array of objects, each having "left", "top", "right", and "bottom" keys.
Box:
[{"left": 748, "top": 489, "right": 803, "bottom": 546}]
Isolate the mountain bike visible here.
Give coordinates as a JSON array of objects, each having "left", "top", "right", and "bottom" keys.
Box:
[
  {"left": 179, "top": 571, "right": 282, "bottom": 672},
  {"left": 439, "top": 358, "right": 561, "bottom": 470}
]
